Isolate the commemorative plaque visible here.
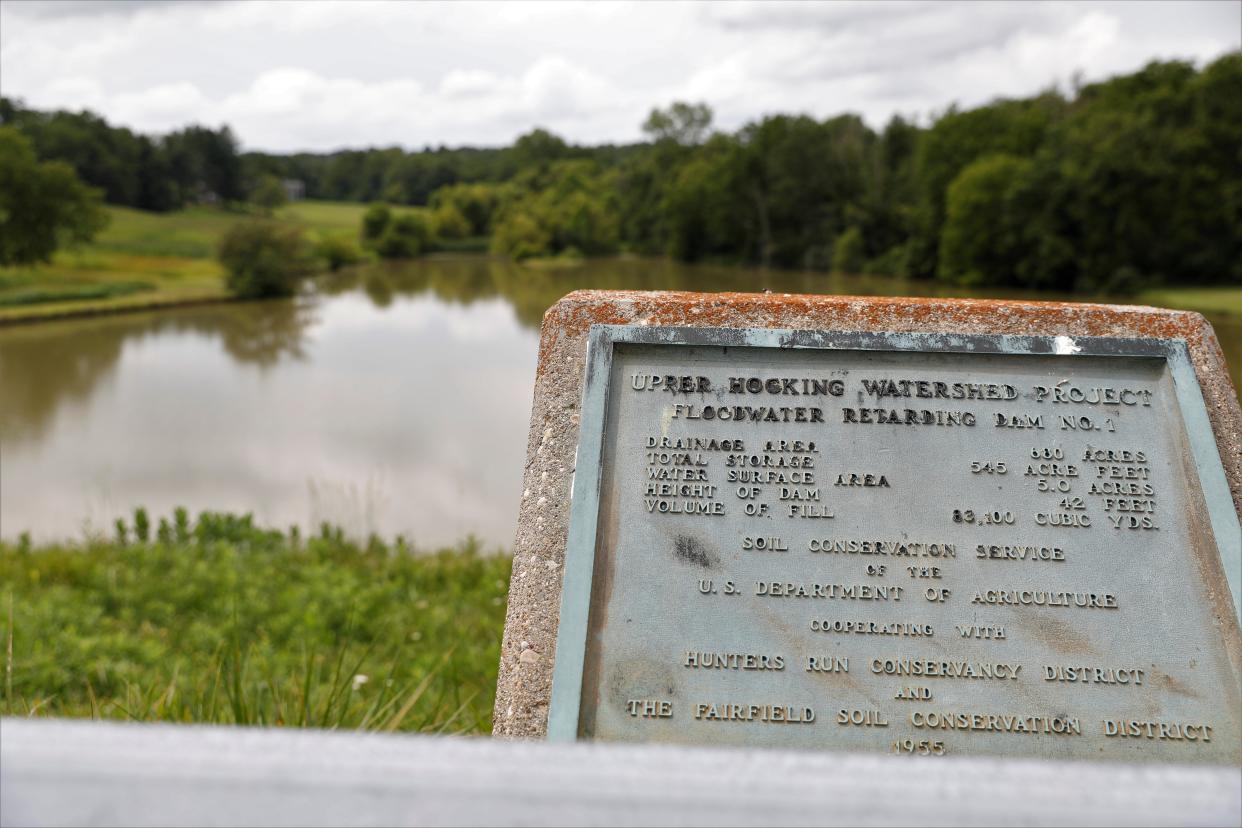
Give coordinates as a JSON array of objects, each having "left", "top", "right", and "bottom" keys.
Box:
[{"left": 495, "top": 292, "right": 1241, "bottom": 767}]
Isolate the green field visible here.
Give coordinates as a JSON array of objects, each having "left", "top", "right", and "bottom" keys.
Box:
[
  {"left": 0, "top": 202, "right": 375, "bottom": 322},
  {"left": 279, "top": 200, "right": 376, "bottom": 232},
  {"left": 1, "top": 510, "right": 511, "bottom": 733}
]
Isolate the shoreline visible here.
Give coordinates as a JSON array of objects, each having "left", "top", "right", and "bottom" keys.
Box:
[
  {"left": 0, "top": 292, "right": 241, "bottom": 326},
  {"left": 1, "top": 265, "right": 1238, "bottom": 329}
]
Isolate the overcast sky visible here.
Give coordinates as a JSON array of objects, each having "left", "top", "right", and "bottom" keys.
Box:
[{"left": 1, "top": 0, "right": 1238, "bottom": 153}]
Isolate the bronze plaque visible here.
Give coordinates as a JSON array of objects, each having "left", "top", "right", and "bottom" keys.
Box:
[{"left": 548, "top": 327, "right": 1241, "bottom": 764}]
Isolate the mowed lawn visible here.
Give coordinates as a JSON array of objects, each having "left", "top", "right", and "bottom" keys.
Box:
[
  {"left": 0, "top": 511, "right": 512, "bottom": 734},
  {"left": 0, "top": 202, "right": 371, "bottom": 322}
]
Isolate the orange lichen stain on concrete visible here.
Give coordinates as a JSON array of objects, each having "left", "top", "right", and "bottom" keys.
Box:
[
  {"left": 542, "top": 289, "right": 1214, "bottom": 342},
  {"left": 535, "top": 290, "right": 1228, "bottom": 398}
]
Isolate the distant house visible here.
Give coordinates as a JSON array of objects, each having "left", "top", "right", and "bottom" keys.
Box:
[{"left": 282, "top": 179, "right": 306, "bottom": 202}]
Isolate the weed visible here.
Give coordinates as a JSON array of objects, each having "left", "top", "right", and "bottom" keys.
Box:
[{"left": 0, "top": 509, "right": 512, "bottom": 733}]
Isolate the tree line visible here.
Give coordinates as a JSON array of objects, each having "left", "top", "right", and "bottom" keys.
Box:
[
  {"left": 0, "top": 98, "right": 244, "bottom": 211},
  {"left": 2, "top": 53, "right": 1239, "bottom": 290}
]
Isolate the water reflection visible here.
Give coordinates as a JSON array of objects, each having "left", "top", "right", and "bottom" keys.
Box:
[
  {"left": 0, "top": 301, "right": 315, "bottom": 446},
  {"left": 330, "top": 257, "right": 1241, "bottom": 381},
  {"left": 1, "top": 255, "right": 1237, "bottom": 545}
]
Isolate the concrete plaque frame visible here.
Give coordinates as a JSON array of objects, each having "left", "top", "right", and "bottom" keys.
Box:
[
  {"left": 539, "top": 325, "right": 1240, "bottom": 762},
  {"left": 494, "top": 291, "right": 1242, "bottom": 761}
]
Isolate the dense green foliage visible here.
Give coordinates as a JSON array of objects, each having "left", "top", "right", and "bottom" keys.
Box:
[
  {"left": 359, "top": 204, "right": 435, "bottom": 259},
  {"left": 917, "top": 57, "right": 1242, "bottom": 289},
  {"left": 0, "top": 127, "right": 108, "bottom": 265},
  {"left": 6, "top": 53, "right": 1239, "bottom": 289},
  {"left": 218, "top": 221, "right": 314, "bottom": 298},
  {"left": 490, "top": 161, "right": 619, "bottom": 260},
  {"left": 430, "top": 183, "right": 505, "bottom": 237},
  {"left": 0, "top": 99, "right": 243, "bottom": 210},
  {"left": 1, "top": 510, "right": 511, "bottom": 733},
  {"left": 939, "top": 154, "right": 1034, "bottom": 286}
]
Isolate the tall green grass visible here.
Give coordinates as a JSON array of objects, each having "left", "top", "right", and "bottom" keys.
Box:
[{"left": 1, "top": 509, "right": 511, "bottom": 733}]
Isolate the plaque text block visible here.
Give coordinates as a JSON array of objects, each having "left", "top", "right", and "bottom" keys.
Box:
[{"left": 549, "top": 327, "right": 1241, "bottom": 765}]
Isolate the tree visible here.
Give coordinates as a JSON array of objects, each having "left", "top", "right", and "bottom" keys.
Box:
[
  {"left": 1039, "top": 56, "right": 1242, "bottom": 289},
  {"left": 0, "top": 97, "right": 244, "bottom": 212},
  {"left": 511, "top": 128, "right": 571, "bottom": 169},
  {"left": 251, "top": 174, "right": 287, "bottom": 214},
  {"left": 853, "top": 115, "right": 920, "bottom": 272},
  {"left": 430, "top": 183, "right": 505, "bottom": 235},
  {"left": 165, "top": 125, "right": 244, "bottom": 204},
  {"left": 489, "top": 211, "right": 550, "bottom": 261},
  {"left": 0, "top": 127, "right": 108, "bottom": 265},
  {"left": 938, "top": 154, "right": 1032, "bottom": 286},
  {"left": 908, "top": 94, "right": 1065, "bottom": 277},
  {"left": 661, "top": 135, "right": 746, "bottom": 262},
  {"left": 643, "top": 102, "right": 713, "bottom": 146},
  {"left": 217, "top": 221, "right": 314, "bottom": 298},
  {"left": 490, "top": 160, "right": 620, "bottom": 260},
  {"left": 727, "top": 114, "right": 871, "bottom": 269}
]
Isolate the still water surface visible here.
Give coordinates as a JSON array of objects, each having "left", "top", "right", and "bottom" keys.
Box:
[{"left": 2, "top": 257, "right": 1237, "bottom": 546}]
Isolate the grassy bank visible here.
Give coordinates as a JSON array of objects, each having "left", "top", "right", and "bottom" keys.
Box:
[
  {"left": 0, "top": 510, "right": 511, "bottom": 733},
  {"left": 0, "top": 202, "right": 372, "bottom": 323},
  {"left": 1136, "top": 287, "right": 1242, "bottom": 318}
]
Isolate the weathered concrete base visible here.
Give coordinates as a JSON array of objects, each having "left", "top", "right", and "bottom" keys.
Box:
[
  {"left": 4, "top": 718, "right": 1240, "bottom": 827},
  {"left": 494, "top": 290, "right": 1241, "bottom": 740}
]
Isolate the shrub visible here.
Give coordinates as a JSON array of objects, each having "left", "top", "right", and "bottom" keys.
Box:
[
  {"left": 489, "top": 212, "right": 551, "bottom": 261},
  {"left": 432, "top": 203, "right": 471, "bottom": 240},
  {"left": 361, "top": 203, "right": 392, "bottom": 243},
  {"left": 376, "top": 213, "right": 431, "bottom": 259},
  {"left": 315, "top": 234, "right": 363, "bottom": 271},
  {"left": 250, "top": 174, "right": 287, "bottom": 214},
  {"left": 218, "top": 221, "right": 314, "bottom": 299}
]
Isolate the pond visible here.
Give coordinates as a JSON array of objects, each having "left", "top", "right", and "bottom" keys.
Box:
[{"left": 2, "top": 256, "right": 1237, "bottom": 547}]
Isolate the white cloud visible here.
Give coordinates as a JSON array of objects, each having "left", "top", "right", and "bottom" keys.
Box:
[
  {"left": 36, "top": 76, "right": 108, "bottom": 112},
  {"left": 518, "top": 56, "right": 625, "bottom": 121},
  {"left": 440, "top": 69, "right": 501, "bottom": 99},
  {"left": 111, "top": 82, "right": 213, "bottom": 131},
  {"left": 1, "top": 0, "right": 1236, "bottom": 151}
]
